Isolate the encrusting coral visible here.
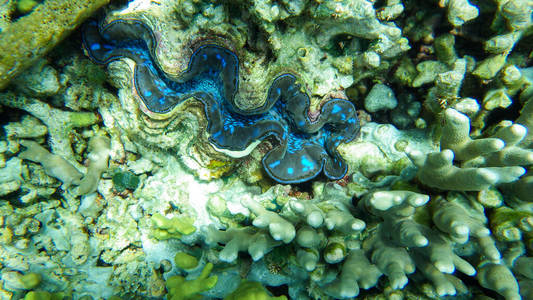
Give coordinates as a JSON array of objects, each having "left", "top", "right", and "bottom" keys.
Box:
[
  {"left": 0, "top": 0, "right": 110, "bottom": 89},
  {"left": 151, "top": 213, "right": 196, "bottom": 240}
]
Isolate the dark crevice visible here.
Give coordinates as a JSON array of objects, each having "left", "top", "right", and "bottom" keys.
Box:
[
  {"left": 266, "top": 284, "right": 289, "bottom": 298},
  {"left": 96, "top": 252, "right": 112, "bottom": 267},
  {"left": 485, "top": 96, "right": 523, "bottom": 126}
]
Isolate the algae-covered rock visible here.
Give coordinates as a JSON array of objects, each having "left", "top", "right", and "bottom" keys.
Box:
[
  {"left": 13, "top": 59, "right": 60, "bottom": 97},
  {"left": 16, "top": 0, "right": 41, "bottom": 15},
  {"left": 0, "top": 94, "right": 100, "bottom": 166},
  {"left": 4, "top": 115, "right": 47, "bottom": 139},
  {"left": 0, "top": 0, "right": 110, "bottom": 89}
]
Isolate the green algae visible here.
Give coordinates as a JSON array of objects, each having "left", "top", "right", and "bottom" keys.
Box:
[{"left": 20, "top": 273, "right": 42, "bottom": 290}]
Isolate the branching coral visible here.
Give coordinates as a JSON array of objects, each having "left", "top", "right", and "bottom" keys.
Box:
[
  {"left": 241, "top": 197, "right": 296, "bottom": 243},
  {"left": 206, "top": 187, "right": 487, "bottom": 298},
  {"left": 324, "top": 249, "right": 382, "bottom": 298},
  {"left": 0, "top": 93, "right": 99, "bottom": 166},
  {"left": 166, "top": 262, "right": 218, "bottom": 300},
  {"left": 205, "top": 225, "right": 281, "bottom": 263},
  {"left": 17, "top": 135, "right": 111, "bottom": 197},
  {"left": 407, "top": 108, "right": 531, "bottom": 191},
  {"left": 73, "top": 135, "right": 111, "bottom": 195},
  {"left": 478, "top": 262, "right": 521, "bottom": 300},
  {"left": 473, "top": 0, "right": 532, "bottom": 80},
  {"left": 202, "top": 182, "right": 528, "bottom": 298},
  {"left": 437, "top": 0, "right": 479, "bottom": 26},
  {"left": 18, "top": 140, "right": 83, "bottom": 189}
]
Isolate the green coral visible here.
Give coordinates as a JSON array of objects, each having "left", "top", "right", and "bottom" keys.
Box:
[
  {"left": 151, "top": 213, "right": 196, "bottom": 240},
  {"left": 166, "top": 262, "right": 218, "bottom": 300},
  {"left": 224, "top": 281, "right": 287, "bottom": 300},
  {"left": 23, "top": 291, "right": 70, "bottom": 300},
  {"left": 20, "top": 272, "right": 42, "bottom": 290},
  {"left": 434, "top": 33, "right": 457, "bottom": 66},
  {"left": 174, "top": 252, "right": 199, "bottom": 270},
  {"left": 472, "top": 54, "right": 507, "bottom": 80}
]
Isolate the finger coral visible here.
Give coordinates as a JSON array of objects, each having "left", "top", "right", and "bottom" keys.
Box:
[{"left": 407, "top": 108, "right": 530, "bottom": 191}]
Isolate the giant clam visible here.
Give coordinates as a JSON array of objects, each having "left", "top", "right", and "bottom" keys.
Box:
[{"left": 83, "top": 17, "right": 359, "bottom": 183}]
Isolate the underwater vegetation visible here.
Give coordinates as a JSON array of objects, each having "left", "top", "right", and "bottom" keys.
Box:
[{"left": 0, "top": 0, "right": 532, "bottom": 299}]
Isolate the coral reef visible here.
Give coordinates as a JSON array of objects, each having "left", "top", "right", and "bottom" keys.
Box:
[{"left": 0, "top": 0, "right": 532, "bottom": 299}]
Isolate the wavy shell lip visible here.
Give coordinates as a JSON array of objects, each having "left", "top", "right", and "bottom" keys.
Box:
[
  {"left": 134, "top": 83, "right": 187, "bottom": 121},
  {"left": 83, "top": 17, "right": 360, "bottom": 183}
]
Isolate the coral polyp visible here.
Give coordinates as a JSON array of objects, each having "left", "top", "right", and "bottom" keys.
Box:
[{"left": 83, "top": 18, "right": 359, "bottom": 184}]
